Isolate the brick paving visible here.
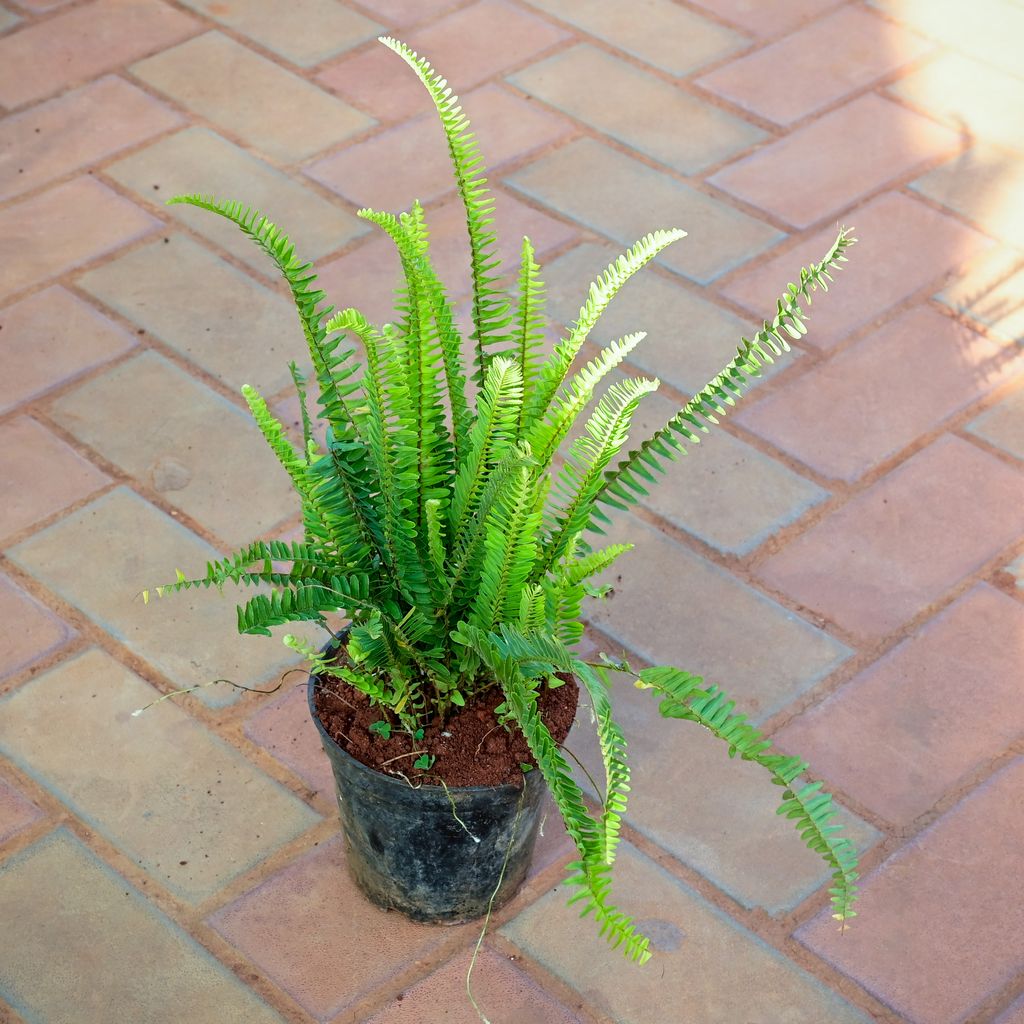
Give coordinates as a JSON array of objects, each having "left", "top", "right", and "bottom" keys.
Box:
[{"left": 0, "top": 1, "right": 1021, "bottom": 1021}]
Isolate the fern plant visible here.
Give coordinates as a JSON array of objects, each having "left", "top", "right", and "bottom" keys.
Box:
[{"left": 149, "top": 36, "right": 859, "bottom": 963}]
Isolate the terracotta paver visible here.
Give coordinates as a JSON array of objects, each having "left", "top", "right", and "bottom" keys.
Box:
[
  {"left": 509, "top": 44, "right": 765, "bottom": 175},
  {"left": 507, "top": 137, "right": 783, "bottom": 284},
  {"left": 504, "top": 843, "right": 872, "bottom": 1024},
  {"left": 936, "top": 248, "right": 1024, "bottom": 347},
  {"left": 6, "top": 488, "right": 307, "bottom": 708},
  {"left": 245, "top": 683, "right": 336, "bottom": 799},
  {"left": 0, "top": 416, "right": 109, "bottom": 540},
  {"left": 689, "top": 0, "right": 842, "bottom": 37},
  {"left": 131, "top": 31, "right": 374, "bottom": 163},
  {"left": 889, "top": 51, "right": 1024, "bottom": 153},
  {"left": 759, "top": 436, "right": 1024, "bottom": 639},
  {"left": 76, "top": 233, "right": 300, "bottom": 394},
  {"left": 0, "top": 829, "right": 287, "bottom": 1023},
  {"left": 0, "top": 574, "right": 73, "bottom": 681},
  {"left": 210, "top": 835, "right": 450, "bottom": 1020},
  {"left": 543, "top": 241, "right": 775, "bottom": 395},
  {"left": 306, "top": 83, "right": 572, "bottom": 211},
  {"left": 362, "top": 948, "right": 586, "bottom": 1024},
  {"left": 0, "top": 778, "right": 43, "bottom": 845},
  {"left": 0, "top": 648, "right": 319, "bottom": 903},
  {"left": 0, "top": 286, "right": 136, "bottom": 416},
  {"left": 871, "top": 0, "right": 1024, "bottom": 80},
  {"left": 0, "top": 176, "right": 158, "bottom": 301},
  {"left": 0, "top": 75, "right": 182, "bottom": 201},
  {"left": 968, "top": 386, "right": 1024, "bottom": 461},
  {"left": 798, "top": 758, "right": 1024, "bottom": 1024},
  {"left": 175, "top": 0, "right": 381, "bottom": 67},
  {"left": 720, "top": 190, "right": 992, "bottom": 350},
  {"left": 587, "top": 516, "right": 850, "bottom": 722},
  {"left": 777, "top": 584, "right": 1024, "bottom": 824},
  {"left": 710, "top": 93, "right": 959, "bottom": 228},
  {"left": 48, "top": 351, "right": 298, "bottom": 547},
  {"left": 696, "top": 6, "right": 933, "bottom": 125},
  {"left": 570, "top": 684, "right": 878, "bottom": 913},
  {"left": 912, "top": 143, "right": 1024, "bottom": 248},
  {"left": 0, "top": 0, "right": 198, "bottom": 108},
  {"left": 105, "top": 126, "right": 369, "bottom": 274},
  {"left": 319, "top": 0, "right": 568, "bottom": 122},
  {"left": 3, "top": 1, "right": 1024, "bottom": 1020},
  {"left": 523, "top": 0, "right": 748, "bottom": 75},
  {"left": 738, "top": 304, "right": 1024, "bottom": 480}
]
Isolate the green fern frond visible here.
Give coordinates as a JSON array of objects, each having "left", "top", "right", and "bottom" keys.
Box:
[
  {"left": 453, "top": 623, "right": 650, "bottom": 963},
  {"left": 523, "top": 230, "right": 684, "bottom": 428},
  {"left": 635, "top": 665, "right": 859, "bottom": 921},
  {"left": 541, "top": 376, "right": 660, "bottom": 574},
  {"left": 237, "top": 575, "right": 371, "bottom": 636},
  {"left": 593, "top": 228, "right": 855, "bottom": 525},
  {"left": 378, "top": 36, "right": 511, "bottom": 384}
]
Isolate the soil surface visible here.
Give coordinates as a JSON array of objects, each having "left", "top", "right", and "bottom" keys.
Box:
[{"left": 313, "top": 668, "right": 579, "bottom": 788}]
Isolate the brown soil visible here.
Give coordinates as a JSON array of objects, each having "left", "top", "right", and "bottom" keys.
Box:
[{"left": 313, "top": 668, "right": 579, "bottom": 788}]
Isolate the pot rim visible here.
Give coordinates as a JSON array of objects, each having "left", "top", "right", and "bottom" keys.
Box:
[{"left": 305, "top": 635, "right": 534, "bottom": 797}]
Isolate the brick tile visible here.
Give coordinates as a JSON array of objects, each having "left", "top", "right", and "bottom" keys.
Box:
[
  {"left": 7, "top": 488, "right": 306, "bottom": 708},
  {"left": 710, "top": 94, "right": 959, "bottom": 228},
  {"left": 871, "top": 0, "right": 1024, "bottom": 84},
  {"left": 738, "top": 305, "right": 1024, "bottom": 481},
  {"left": 0, "top": 287, "right": 136, "bottom": 415},
  {"left": 720, "top": 191, "right": 992, "bottom": 350},
  {"left": 0, "top": 177, "right": 158, "bottom": 300},
  {"left": 997, "top": 995, "right": 1024, "bottom": 1024},
  {"left": 318, "top": 1, "right": 568, "bottom": 123},
  {"left": 571, "top": 684, "right": 877, "bottom": 912},
  {"left": 0, "top": 778, "right": 42, "bottom": 845},
  {"left": 209, "top": 835, "right": 449, "bottom": 1019},
  {"left": 362, "top": 949, "right": 585, "bottom": 1024},
  {"left": 0, "top": 574, "right": 73, "bottom": 681},
  {"left": 48, "top": 351, "right": 297, "bottom": 547},
  {"left": 759, "top": 437, "right": 1024, "bottom": 640},
  {"left": 0, "top": 649, "right": 318, "bottom": 903},
  {"left": 937, "top": 248, "right": 1024, "bottom": 346},
  {"left": 0, "top": 76, "right": 182, "bottom": 202},
  {"left": 176, "top": 0, "right": 380, "bottom": 67},
  {"left": 912, "top": 143, "right": 1024, "bottom": 248},
  {"left": 504, "top": 843, "right": 871, "bottom": 1023},
  {"left": 968, "top": 387, "right": 1024, "bottom": 461},
  {"left": 696, "top": 7, "right": 932, "bottom": 126},
  {"left": 0, "top": 417, "right": 108, "bottom": 540},
  {"left": 523, "top": 0, "right": 747, "bottom": 76},
  {"left": 644, "top": 428, "right": 827, "bottom": 555},
  {"left": 778, "top": 585, "right": 1024, "bottom": 825},
  {"left": 76, "top": 234, "right": 298, "bottom": 394},
  {"left": 306, "top": 83, "right": 572, "bottom": 211},
  {"left": 0, "top": 829, "right": 285, "bottom": 1022},
  {"left": 544, "top": 241, "right": 791, "bottom": 394},
  {"left": 688, "top": 0, "right": 843, "bottom": 38},
  {"left": 6, "top": 0, "right": 72, "bottom": 10},
  {"left": 0, "top": 8, "right": 19, "bottom": 30},
  {"left": 318, "top": 187, "right": 578, "bottom": 325},
  {"left": 587, "top": 516, "right": 849, "bottom": 722},
  {"left": 105, "top": 127, "right": 368, "bottom": 273},
  {"left": 889, "top": 52, "right": 1024, "bottom": 154},
  {"left": 0, "top": 0, "right": 198, "bottom": 108},
  {"left": 798, "top": 758, "right": 1024, "bottom": 1024},
  {"left": 507, "top": 138, "right": 783, "bottom": 284},
  {"left": 131, "top": 31, "right": 373, "bottom": 163},
  {"left": 510, "top": 45, "right": 765, "bottom": 175},
  {"left": 352, "top": 0, "right": 455, "bottom": 28},
  {"left": 245, "top": 683, "right": 334, "bottom": 798}
]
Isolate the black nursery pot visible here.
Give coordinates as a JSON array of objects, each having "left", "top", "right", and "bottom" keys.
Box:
[{"left": 306, "top": 656, "right": 547, "bottom": 925}]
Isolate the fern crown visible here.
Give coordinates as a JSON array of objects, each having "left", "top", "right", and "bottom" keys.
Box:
[{"left": 151, "top": 36, "right": 859, "bottom": 962}]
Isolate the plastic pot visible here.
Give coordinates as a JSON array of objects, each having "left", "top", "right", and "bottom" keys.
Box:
[{"left": 307, "top": 650, "right": 548, "bottom": 924}]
